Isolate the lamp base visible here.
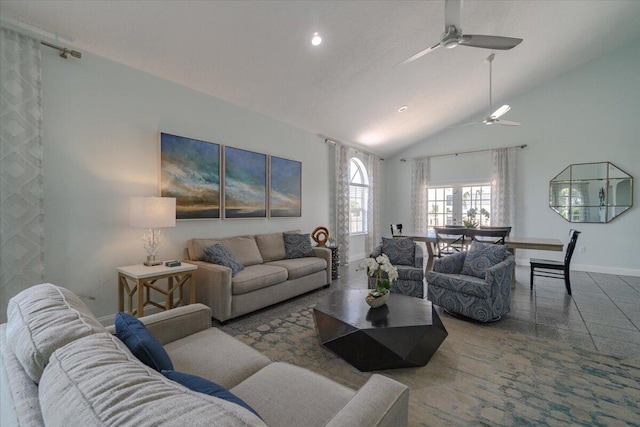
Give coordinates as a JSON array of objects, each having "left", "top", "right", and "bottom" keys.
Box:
[{"left": 144, "top": 255, "right": 162, "bottom": 266}]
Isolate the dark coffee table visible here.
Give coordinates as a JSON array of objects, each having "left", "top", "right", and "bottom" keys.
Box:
[{"left": 313, "top": 289, "right": 448, "bottom": 371}]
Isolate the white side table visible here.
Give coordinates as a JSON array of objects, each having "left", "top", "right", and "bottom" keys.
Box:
[{"left": 117, "top": 262, "right": 197, "bottom": 317}]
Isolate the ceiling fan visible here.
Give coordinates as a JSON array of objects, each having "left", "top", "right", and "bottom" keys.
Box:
[
  {"left": 462, "top": 53, "right": 520, "bottom": 127},
  {"left": 399, "top": 0, "right": 523, "bottom": 65}
]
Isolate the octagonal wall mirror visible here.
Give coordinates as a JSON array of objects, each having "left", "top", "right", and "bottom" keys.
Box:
[{"left": 549, "top": 162, "right": 633, "bottom": 223}]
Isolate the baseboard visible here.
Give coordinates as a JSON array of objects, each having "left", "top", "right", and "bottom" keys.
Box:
[{"left": 516, "top": 259, "right": 640, "bottom": 277}]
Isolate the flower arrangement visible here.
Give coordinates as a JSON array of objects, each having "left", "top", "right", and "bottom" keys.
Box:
[{"left": 358, "top": 254, "right": 399, "bottom": 297}]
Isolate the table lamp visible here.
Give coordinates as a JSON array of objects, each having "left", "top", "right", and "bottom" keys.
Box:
[{"left": 130, "top": 196, "right": 176, "bottom": 266}]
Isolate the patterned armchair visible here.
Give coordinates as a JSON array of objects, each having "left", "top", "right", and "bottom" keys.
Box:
[
  {"left": 426, "top": 241, "right": 515, "bottom": 322},
  {"left": 369, "top": 237, "right": 424, "bottom": 298}
]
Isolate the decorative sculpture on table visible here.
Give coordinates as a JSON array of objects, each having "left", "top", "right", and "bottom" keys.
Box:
[{"left": 311, "top": 226, "right": 329, "bottom": 247}]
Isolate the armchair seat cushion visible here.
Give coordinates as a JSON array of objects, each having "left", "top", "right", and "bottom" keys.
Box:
[
  {"left": 232, "top": 265, "right": 288, "bottom": 295},
  {"left": 427, "top": 272, "right": 491, "bottom": 299}
]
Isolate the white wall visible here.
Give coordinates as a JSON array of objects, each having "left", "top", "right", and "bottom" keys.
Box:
[
  {"left": 382, "top": 38, "right": 640, "bottom": 276},
  {"left": 35, "top": 46, "right": 330, "bottom": 317}
]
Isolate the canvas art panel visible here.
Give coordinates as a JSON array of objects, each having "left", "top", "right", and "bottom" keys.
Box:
[
  {"left": 160, "top": 133, "right": 220, "bottom": 220},
  {"left": 270, "top": 156, "right": 302, "bottom": 217},
  {"left": 224, "top": 146, "right": 267, "bottom": 218}
]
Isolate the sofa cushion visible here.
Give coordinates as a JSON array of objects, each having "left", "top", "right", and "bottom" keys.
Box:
[
  {"left": 189, "top": 236, "right": 263, "bottom": 266},
  {"left": 382, "top": 237, "right": 415, "bottom": 266},
  {"left": 284, "top": 233, "right": 314, "bottom": 259},
  {"left": 115, "top": 312, "right": 173, "bottom": 372},
  {"left": 164, "top": 328, "right": 271, "bottom": 389},
  {"left": 231, "top": 265, "right": 288, "bottom": 295},
  {"left": 255, "top": 232, "right": 286, "bottom": 262},
  {"left": 162, "top": 370, "right": 261, "bottom": 418},
  {"left": 461, "top": 241, "right": 509, "bottom": 278},
  {"left": 231, "top": 362, "right": 355, "bottom": 427},
  {"left": 203, "top": 244, "right": 245, "bottom": 276},
  {"left": 5, "top": 283, "right": 106, "bottom": 383},
  {"left": 265, "top": 258, "right": 327, "bottom": 281},
  {"left": 39, "top": 333, "right": 266, "bottom": 426}
]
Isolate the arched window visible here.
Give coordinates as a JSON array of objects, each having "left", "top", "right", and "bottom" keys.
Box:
[{"left": 349, "top": 158, "right": 369, "bottom": 234}]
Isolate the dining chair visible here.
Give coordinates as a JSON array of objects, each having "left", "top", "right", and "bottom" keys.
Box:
[
  {"left": 530, "top": 230, "right": 581, "bottom": 295},
  {"left": 434, "top": 227, "right": 467, "bottom": 257},
  {"left": 466, "top": 228, "right": 510, "bottom": 245},
  {"left": 390, "top": 224, "right": 403, "bottom": 235},
  {"left": 479, "top": 226, "right": 512, "bottom": 235}
]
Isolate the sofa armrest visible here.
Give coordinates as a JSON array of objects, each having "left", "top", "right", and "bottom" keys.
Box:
[
  {"left": 313, "top": 247, "right": 332, "bottom": 284},
  {"left": 187, "top": 260, "right": 233, "bottom": 322},
  {"left": 105, "top": 304, "right": 211, "bottom": 345},
  {"left": 326, "top": 374, "right": 409, "bottom": 427},
  {"left": 413, "top": 244, "right": 424, "bottom": 269}
]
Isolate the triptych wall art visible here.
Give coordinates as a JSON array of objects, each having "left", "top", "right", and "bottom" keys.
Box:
[{"left": 160, "top": 133, "right": 301, "bottom": 220}]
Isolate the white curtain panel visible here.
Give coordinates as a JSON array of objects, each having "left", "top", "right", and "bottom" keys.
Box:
[
  {"left": 491, "top": 147, "right": 516, "bottom": 231},
  {"left": 410, "top": 158, "right": 429, "bottom": 234},
  {"left": 332, "top": 144, "right": 353, "bottom": 265},
  {"left": 365, "top": 153, "right": 381, "bottom": 255},
  {"left": 0, "top": 27, "right": 44, "bottom": 321}
]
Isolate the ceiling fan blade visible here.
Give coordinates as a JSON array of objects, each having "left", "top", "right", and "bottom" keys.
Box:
[
  {"left": 444, "top": 0, "right": 462, "bottom": 30},
  {"left": 490, "top": 105, "right": 511, "bottom": 119},
  {"left": 397, "top": 42, "right": 441, "bottom": 66},
  {"left": 459, "top": 35, "right": 523, "bottom": 50},
  {"left": 494, "top": 119, "right": 521, "bottom": 126}
]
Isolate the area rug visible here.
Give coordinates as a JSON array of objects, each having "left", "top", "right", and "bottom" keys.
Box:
[{"left": 231, "top": 308, "right": 640, "bottom": 426}]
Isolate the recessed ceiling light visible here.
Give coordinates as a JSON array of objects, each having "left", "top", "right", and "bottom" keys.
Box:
[
  {"left": 311, "top": 32, "right": 322, "bottom": 46},
  {"left": 398, "top": 105, "right": 408, "bottom": 112}
]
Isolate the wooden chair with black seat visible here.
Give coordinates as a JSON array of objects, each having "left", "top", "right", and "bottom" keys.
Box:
[
  {"left": 530, "top": 229, "right": 581, "bottom": 295},
  {"left": 390, "top": 224, "right": 403, "bottom": 235},
  {"left": 466, "top": 228, "right": 511, "bottom": 245},
  {"left": 434, "top": 227, "right": 467, "bottom": 257}
]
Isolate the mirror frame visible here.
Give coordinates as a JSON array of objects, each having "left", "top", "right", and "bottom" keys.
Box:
[{"left": 549, "top": 161, "right": 633, "bottom": 223}]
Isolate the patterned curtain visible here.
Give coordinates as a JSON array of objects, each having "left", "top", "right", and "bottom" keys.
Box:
[
  {"left": 331, "top": 144, "right": 353, "bottom": 265},
  {"left": 491, "top": 147, "right": 516, "bottom": 232},
  {"left": 410, "top": 158, "right": 429, "bottom": 234},
  {"left": 365, "top": 153, "right": 381, "bottom": 255},
  {"left": 0, "top": 28, "right": 44, "bottom": 322}
]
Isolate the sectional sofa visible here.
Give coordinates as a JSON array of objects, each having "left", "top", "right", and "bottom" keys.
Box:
[
  {"left": 0, "top": 283, "right": 409, "bottom": 426},
  {"left": 184, "top": 231, "right": 332, "bottom": 322}
]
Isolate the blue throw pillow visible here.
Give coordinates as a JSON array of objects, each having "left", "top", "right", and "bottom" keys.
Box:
[
  {"left": 381, "top": 237, "right": 415, "bottom": 266},
  {"left": 115, "top": 312, "right": 173, "bottom": 372},
  {"left": 203, "top": 244, "right": 245, "bottom": 276},
  {"left": 461, "top": 241, "right": 509, "bottom": 278},
  {"left": 162, "top": 370, "right": 261, "bottom": 419},
  {"left": 284, "top": 233, "right": 314, "bottom": 259}
]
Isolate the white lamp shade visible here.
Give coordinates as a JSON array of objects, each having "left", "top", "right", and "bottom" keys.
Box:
[{"left": 130, "top": 197, "right": 176, "bottom": 228}]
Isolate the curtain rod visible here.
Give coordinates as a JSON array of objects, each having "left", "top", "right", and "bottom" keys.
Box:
[
  {"left": 324, "top": 138, "right": 384, "bottom": 161},
  {"left": 400, "top": 143, "right": 527, "bottom": 162},
  {"left": 41, "top": 40, "right": 81, "bottom": 59}
]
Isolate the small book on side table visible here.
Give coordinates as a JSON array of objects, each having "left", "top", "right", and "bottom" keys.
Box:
[{"left": 164, "top": 260, "right": 181, "bottom": 267}]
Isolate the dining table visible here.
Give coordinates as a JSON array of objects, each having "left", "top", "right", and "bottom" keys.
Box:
[{"left": 394, "top": 231, "right": 564, "bottom": 273}]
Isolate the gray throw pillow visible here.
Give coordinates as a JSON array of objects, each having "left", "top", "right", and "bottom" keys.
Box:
[
  {"left": 203, "top": 244, "right": 245, "bottom": 276},
  {"left": 381, "top": 237, "right": 414, "bottom": 266},
  {"left": 284, "top": 233, "right": 315, "bottom": 259},
  {"left": 461, "top": 241, "right": 509, "bottom": 278}
]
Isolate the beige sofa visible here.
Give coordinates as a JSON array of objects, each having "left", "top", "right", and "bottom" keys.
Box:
[
  {"left": 184, "top": 231, "right": 331, "bottom": 322},
  {"left": 0, "top": 284, "right": 409, "bottom": 427}
]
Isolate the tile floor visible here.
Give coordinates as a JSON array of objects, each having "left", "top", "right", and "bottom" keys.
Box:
[{"left": 218, "top": 262, "right": 640, "bottom": 360}]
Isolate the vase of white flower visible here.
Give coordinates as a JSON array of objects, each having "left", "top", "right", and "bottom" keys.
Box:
[{"left": 358, "top": 254, "right": 399, "bottom": 308}]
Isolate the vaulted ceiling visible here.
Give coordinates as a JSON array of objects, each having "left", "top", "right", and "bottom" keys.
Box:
[{"left": 3, "top": 1, "right": 640, "bottom": 157}]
